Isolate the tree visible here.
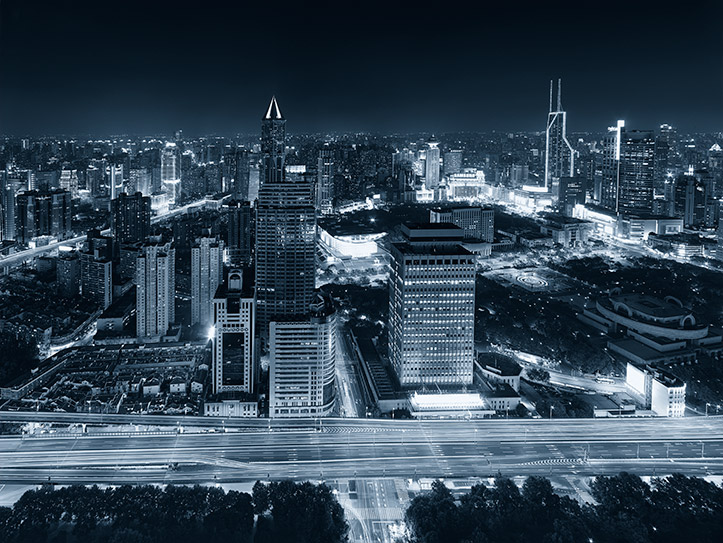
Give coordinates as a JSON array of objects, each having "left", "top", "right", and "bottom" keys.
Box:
[{"left": 0, "top": 331, "right": 39, "bottom": 386}]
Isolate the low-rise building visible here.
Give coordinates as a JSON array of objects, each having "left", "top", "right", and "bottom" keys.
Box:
[
  {"left": 476, "top": 353, "right": 522, "bottom": 392},
  {"left": 626, "top": 362, "right": 686, "bottom": 417}
]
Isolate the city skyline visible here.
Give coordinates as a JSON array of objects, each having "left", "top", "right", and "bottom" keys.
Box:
[{"left": 1, "top": 1, "right": 722, "bottom": 136}]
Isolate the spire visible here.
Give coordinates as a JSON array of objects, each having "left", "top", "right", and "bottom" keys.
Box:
[
  {"left": 549, "top": 80, "right": 553, "bottom": 113},
  {"left": 264, "top": 96, "right": 283, "bottom": 120},
  {"left": 557, "top": 79, "right": 562, "bottom": 111}
]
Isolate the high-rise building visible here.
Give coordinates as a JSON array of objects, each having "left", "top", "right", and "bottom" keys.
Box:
[
  {"left": 107, "top": 164, "right": 123, "bottom": 200},
  {"left": 255, "top": 99, "right": 316, "bottom": 341},
  {"left": 136, "top": 236, "right": 175, "bottom": 339},
  {"left": 269, "top": 292, "right": 337, "bottom": 418},
  {"left": 260, "top": 96, "right": 286, "bottom": 186},
  {"left": 161, "top": 143, "right": 180, "bottom": 206},
  {"left": 544, "top": 79, "right": 575, "bottom": 191},
  {"left": 80, "top": 230, "right": 113, "bottom": 309},
  {"left": 317, "top": 147, "right": 335, "bottom": 214},
  {"left": 226, "top": 200, "right": 253, "bottom": 267},
  {"left": 557, "top": 176, "right": 586, "bottom": 215},
  {"left": 424, "top": 142, "right": 441, "bottom": 190},
  {"left": 57, "top": 251, "right": 80, "bottom": 298},
  {"left": 430, "top": 207, "right": 494, "bottom": 242},
  {"left": 191, "top": 234, "right": 224, "bottom": 326},
  {"left": 388, "top": 224, "right": 476, "bottom": 387},
  {"left": 443, "top": 150, "right": 463, "bottom": 176},
  {"left": 600, "top": 121, "right": 656, "bottom": 215},
  {"left": 1, "top": 180, "right": 18, "bottom": 241},
  {"left": 673, "top": 170, "right": 716, "bottom": 228},
  {"left": 15, "top": 189, "right": 72, "bottom": 244},
  {"left": 111, "top": 192, "right": 151, "bottom": 245},
  {"left": 212, "top": 269, "right": 256, "bottom": 394}
]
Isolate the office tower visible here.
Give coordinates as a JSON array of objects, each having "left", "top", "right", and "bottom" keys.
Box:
[
  {"left": 443, "top": 150, "right": 463, "bottom": 176},
  {"left": 544, "top": 79, "right": 575, "bottom": 191},
  {"left": 211, "top": 269, "right": 256, "bottom": 394},
  {"left": 557, "top": 176, "right": 586, "bottom": 215},
  {"left": 659, "top": 123, "right": 680, "bottom": 169},
  {"left": 317, "top": 147, "right": 335, "bottom": 214},
  {"left": 234, "top": 149, "right": 251, "bottom": 200},
  {"left": 600, "top": 120, "right": 625, "bottom": 211},
  {"left": 15, "top": 189, "right": 72, "bottom": 244},
  {"left": 80, "top": 230, "right": 113, "bottom": 309},
  {"left": 255, "top": 99, "right": 316, "bottom": 341},
  {"left": 107, "top": 164, "right": 124, "bottom": 200},
  {"left": 256, "top": 180, "right": 316, "bottom": 340},
  {"left": 618, "top": 129, "right": 656, "bottom": 214},
  {"left": 136, "top": 236, "right": 175, "bottom": 339},
  {"left": 424, "top": 141, "right": 441, "bottom": 190},
  {"left": 653, "top": 137, "right": 670, "bottom": 197},
  {"left": 111, "top": 192, "right": 151, "bottom": 245},
  {"left": 388, "top": 224, "right": 476, "bottom": 387},
  {"left": 191, "top": 234, "right": 224, "bottom": 326},
  {"left": 59, "top": 169, "right": 79, "bottom": 198},
  {"left": 57, "top": 251, "right": 80, "bottom": 297},
  {"left": 1, "top": 182, "right": 17, "bottom": 241},
  {"left": 269, "top": 292, "right": 337, "bottom": 418},
  {"left": 673, "top": 170, "right": 716, "bottom": 228},
  {"left": 600, "top": 121, "right": 655, "bottom": 214},
  {"left": 430, "top": 207, "right": 494, "bottom": 242},
  {"left": 161, "top": 143, "right": 180, "bottom": 205},
  {"left": 261, "top": 96, "right": 286, "bottom": 185},
  {"left": 226, "top": 200, "right": 253, "bottom": 267}
]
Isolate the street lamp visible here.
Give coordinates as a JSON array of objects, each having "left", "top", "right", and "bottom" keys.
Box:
[{"left": 549, "top": 405, "right": 554, "bottom": 420}]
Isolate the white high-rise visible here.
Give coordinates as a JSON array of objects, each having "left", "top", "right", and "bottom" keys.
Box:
[
  {"left": 269, "top": 293, "right": 337, "bottom": 418},
  {"left": 212, "top": 269, "right": 256, "bottom": 394},
  {"left": 544, "top": 79, "right": 575, "bottom": 191},
  {"left": 191, "top": 235, "right": 224, "bottom": 326},
  {"left": 136, "top": 236, "right": 175, "bottom": 339}
]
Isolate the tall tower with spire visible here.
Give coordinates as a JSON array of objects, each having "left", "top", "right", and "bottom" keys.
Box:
[
  {"left": 544, "top": 79, "right": 576, "bottom": 191},
  {"left": 260, "top": 96, "right": 286, "bottom": 185},
  {"left": 255, "top": 97, "right": 316, "bottom": 342}
]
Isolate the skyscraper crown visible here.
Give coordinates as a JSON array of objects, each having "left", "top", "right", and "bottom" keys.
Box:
[{"left": 264, "top": 96, "right": 283, "bottom": 120}]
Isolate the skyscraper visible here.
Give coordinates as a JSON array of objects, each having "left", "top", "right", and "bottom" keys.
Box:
[
  {"left": 57, "top": 251, "right": 80, "bottom": 298},
  {"left": 544, "top": 79, "right": 575, "bottom": 191},
  {"left": 601, "top": 122, "right": 656, "bottom": 215},
  {"left": 226, "top": 200, "right": 253, "bottom": 267},
  {"left": 269, "top": 292, "right": 337, "bottom": 418},
  {"left": 80, "top": 230, "right": 113, "bottom": 310},
  {"left": 191, "top": 234, "right": 224, "bottom": 326},
  {"left": 388, "top": 224, "right": 476, "bottom": 387},
  {"left": 212, "top": 269, "right": 256, "bottom": 394},
  {"left": 260, "top": 96, "right": 286, "bottom": 186},
  {"left": 255, "top": 98, "right": 316, "bottom": 341},
  {"left": 317, "top": 147, "right": 335, "bottom": 214},
  {"left": 136, "top": 236, "right": 176, "bottom": 339},
  {"left": 15, "top": 189, "right": 72, "bottom": 244},
  {"left": 111, "top": 192, "right": 151, "bottom": 245},
  {"left": 424, "top": 141, "right": 441, "bottom": 190},
  {"left": 161, "top": 143, "right": 180, "bottom": 206}
]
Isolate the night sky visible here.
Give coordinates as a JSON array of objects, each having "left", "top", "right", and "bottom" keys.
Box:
[{"left": 1, "top": 0, "right": 721, "bottom": 136}]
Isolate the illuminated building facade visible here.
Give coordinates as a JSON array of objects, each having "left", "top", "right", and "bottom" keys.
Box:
[
  {"left": 269, "top": 293, "right": 337, "bottom": 417},
  {"left": 388, "top": 224, "right": 476, "bottom": 387},
  {"left": 212, "top": 269, "right": 256, "bottom": 394},
  {"left": 544, "top": 79, "right": 575, "bottom": 191}
]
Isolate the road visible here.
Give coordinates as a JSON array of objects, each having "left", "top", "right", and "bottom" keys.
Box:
[{"left": 0, "top": 416, "right": 722, "bottom": 484}]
